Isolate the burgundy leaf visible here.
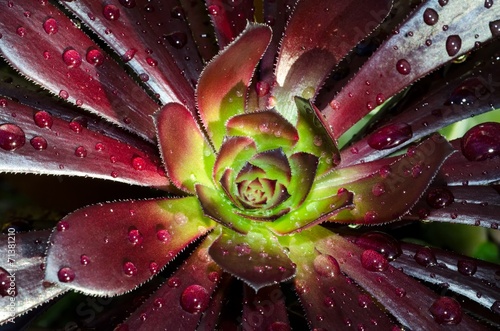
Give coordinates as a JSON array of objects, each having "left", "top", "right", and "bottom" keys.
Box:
[
  {"left": 61, "top": 0, "right": 198, "bottom": 109},
  {"left": 0, "top": 1, "right": 160, "bottom": 141},
  {"left": 226, "top": 110, "right": 299, "bottom": 150},
  {"left": 197, "top": 23, "right": 272, "bottom": 149},
  {"left": 206, "top": 0, "right": 255, "bottom": 48},
  {"left": 287, "top": 229, "right": 396, "bottom": 330},
  {"left": 0, "top": 99, "right": 169, "bottom": 189},
  {"left": 408, "top": 185, "right": 500, "bottom": 229},
  {"left": 242, "top": 284, "right": 290, "bottom": 330},
  {"left": 178, "top": 0, "right": 218, "bottom": 63},
  {"left": 390, "top": 242, "right": 500, "bottom": 316},
  {"left": 196, "top": 275, "right": 232, "bottom": 331},
  {"left": 208, "top": 228, "right": 296, "bottom": 291},
  {"left": 315, "top": 228, "right": 486, "bottom": 330},
  {"left": 274, "top": 0, "right": 392, "bottom": 123},
  {"left": 121, "top": 233, "right": 222, "bottom": 330},
  {"left": 341, "top": 44, "right": 500, "bottom": 166},
  {"left": 313, "top": 135, "right": 454, "bottom": 224},
  {"left": 438, "top": 139, "right": 500, "bottom": 186},
  {"left": 323, "top": 0, "right": 500, "bottom": 138},
  {"left": 156, "top": 102, "right": 215, "bottom": 193},
  {"left": 45, "top": 198, "right": 214, "bottom": 296},
  {"left": 0, "top": 230, "right": 65, "bottom": 324}
]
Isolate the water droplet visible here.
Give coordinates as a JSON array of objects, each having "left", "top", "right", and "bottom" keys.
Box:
[
  {"left": 355, "top": 232, "right": 401, "bottom": 261},
  {"left": 364, "top": 210, "right": 378, "bottom": 222},
  {"left": 0, "top": 267, "right": 16, "bottom": 297},
  {"left": 461, "top": 122, "right": 500, "bottom": 161},
  {"left": 256, "top": 81, "right": 270, "bottom": 97},
  {"left": 445, "top": 78, "right": 489, "bottom": 106},
  {"left": 357, "top": 294, "right": 372, "bottom": 308},
  {"left": 139, "top": 73, "right": 149, "bottom": 82},
  {"left": 153, "top": 297, "right": 165, "bottom": 309},
  {"left": 30, "top": 136, "right": 48, "bottom": 150},
  {"left": 34, "top": 111, "right": 53, "bottom": 128},
  {"left": 490, "top": 20, "right": 500, "bottom": 37},
  {"left": 360, "top": 250, "right": 389, "bottom": 272},
  {"left": 148, "top": 261, "right": 159, "bottom": 274},
  {"left": 446, "top": 35, "right": 462, "bottom": 57},
  {"left": 438, "top": 0, "right": 448, "bottom": 6},
  {"left": 180, "top": 284, "right": 210, "bottom": 314},
  {"left": 146, "top": 57, "right": 158, "bottom": 67},
  {"left": 396, "top": 59, "right": 411, "bottom": 75},
  {"left": 423, "top": 8, "right": 439, "bottom": 26},
  {"left": 43, "top": 17, "right": 58, "bottom": 34},
  {"left": 171, "top": 6, "right": 186, "bottom": 20},
  {"left": 395, "top": 287, "right": 406, "bottom": 297},
  {"left": 131, "top": 156, "right": 146, "bottom": 170},
  {"left": 157, "top": 229, "right": 171, "bottom": 243},
  {"left": 426, "top": 187, "right": 454, "bottom": 208},
  {"left": 167, "top": 276, "right": 181, "bottom": 287},
  {"left": 57, "top": 267, "right": 75, "bottom": 282},
  {"left": 119, "top": 0, "right": 136, "bottom": 8},
  {"left": 56, "top": 221, "right": 69, "bottom": 231},
  {"left": 429, "top": 297, "right": 462, "bottom": 325},
  {"left": 95, "top": 142, "right": 105, "bottom": 151},
  {"left": 164, "top": 32, "right": 187, "bottom": 49},
  {"left": 127, "top": 227, "right": 143, "bottom": 245},
  {"left": 144, "top": 3, "right": 155, "bottom": 12},
  {"left": 367, "top": 123, "right": 412, "bottom": 150},
  {"left": 80, "top": 255, "right": 90, "bottom": 265},
  {"left": 103, "top": 4, "right": 120, "bottom": 20},
  {"left": 123, "top": 261, "right": 137, "bottom": 276},
  {"left": 122, "top": 48, "right": 137, "bottom": 62},
  {"left": 16, "top": 27, "right": 26, "bottom": 37},
  {"left": 58, "top": 90, "right": 69, "bottom": 100},
  {"left": 208, "top": 4, "right": 220, "bottom": 15},
  {"left": 313, "top": 254, "right": 340, "bottom": 277},
  {"left": 62, "top": 49, "right": 82, "bottom": 68},
  {"left": 491, "top": 301, "right": 500, "bottom": 314},
  {"left": 86, "top": 48, "right": 104, "bottom": 66},
  {"left": 0, "top": 99, "right": 7, "bottom": 107},
  {"left": 457, "top": 260, "right": 477, "bottom": 276},
  {"left": 485, "top": 0, "right": 494, "bottom": 8},
  {"left": 208, "top": 271, "right": 219, "bottom": 283},
  {"left": 414, "top": 246, "right": 437, "bottom": 266},
  {"left": 75, "top": 146, "right": 87, "bottom": 158},
  {"left": 0, "top": 123, "right": 25, "bottom": 151},
  {"left": 371, "top": 183, "right": 386, "bottom": 197}
]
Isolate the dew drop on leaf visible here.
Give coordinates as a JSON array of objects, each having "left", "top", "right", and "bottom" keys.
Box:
[
  {"left": 119, "top": 0, "right": 136, "bottom": 8},
  {"left": 167, "top": 277, "right": 181, "bottom": 288},
  {"left": 461, "top": 122, "right": 500, "bottom": 161},
  {"left": 139, "top": 73, "right": 149, "bottom": 82},
  {"left": 30, "top": 136, "right": 48, "bottom": 150},
  {"left": 423, "top": 8, "right": 439, "bottom": 26},
  {"left": 59, "top": 90, "right": 69, "bottom": 99},
  {"left": 360, "top": 249, "right": 389, "bottom": 272},
  {"left": 95, "top": 142, "right": 105, "bottom": 151},
  {"left": 491, "top": 301, "right": 500, "bottom": 314},
  {"left": 57, "top": 267, "right": 75, "bottom": 282},
  {"left": 457, "top": 260, "right": 477, "bottom": 276},
  {"left": 149, "top": 261, "right": 159, "bottom": 274},
  {"left": 56, "top": 221, "right": 69, "bottom": 231},
  {"left": 122, "top": 48, "right": 137, "bottom": 62},
  {"left": 429, "top": 297, "right": 462, "bottom": 325},
  {"left": 368, "top": 123, "right": 413, "bottom": 150},
  {"left": 426, "top": 188, "right": 454, "bottom": 208},
  {"left": 490, "top": 20, "right": 500, "bottom": 37},
  {"left": 153, "top": 298, "right": 165, "bottom": 308},
  {"left": 0, "top": 123, "right": 25, "bottom": 151},
  {"left": 16, "top": 27, "right": 26, "bottom": 37},
  {"left": 396, "top": 59, "right": 411, "bottom": 75},
  {"left": 80, "top": 255, "right": 90, "bottom": 265},
  {"left": 208, "top": 271, "right": 219, "bottom": 283},
  {"left": 208, "top": 5, "right": 220, "bottom": 15},
  {"left": 127, "top": 227, "right": 143, "bottom": 245},
  {"left": 62, "top": 49, "right": 82, "bottom": 68},
  {"left": 103, "top": 4, "right": 120, "bottom": 20},
  {"left": 123, "top": 261, "right": 138, "bottom": 276},
  {"left": 256, "top": 81, "right": 270, "bottom": 97},
  {"left": 313, "top": 254, "right": 340, "bottom": 277},
  {"left": 0, "top": 267, "right": 16, "bottom": 297},
  {"left": 43, "top": 17, "right": 58, "bottom": 34},
  {"left": 131, "top": 156, "right": 146, "bottom": 170},
  {"left": 146, "top": 57, "right": 158, "bottom": 66},
  {"left": 74, "top": 146, "right": 87, "bottom": 158},
  {"left": 86, "top": 49, "right": 104, "bottom": 66},
  {"left": 164, "top": 32, "right": 187, "bottom": 49},
  {"left": 180, "top": 284, "right": 210, "bottom": 314},
  {"left": 414, "top": 246, "right": 437, "bottom": 266},
  {"left": 34, "top": 111, "right": 53, "bottom": 128},
  {"left": 156, "top": 229, "right": 171, "bottom": 243},
  {"left": 438, "top": 0, "right": 448, "bottom": 6},
  {"left": 170, "top": 6, "right": 186, "bottom": 20},
  {"left": 355, "top": 232, "right": 401, "bottom": 261},
  {"left": 357, "top": 294, "right": 372, "bottom": 308},
  {"left": 445, "top": 35, "right": 462, "bottom": 57}
]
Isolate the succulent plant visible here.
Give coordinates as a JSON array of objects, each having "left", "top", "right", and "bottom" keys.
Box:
[{"left": 0, "top": 0, "right": 500, "bottom": 330}]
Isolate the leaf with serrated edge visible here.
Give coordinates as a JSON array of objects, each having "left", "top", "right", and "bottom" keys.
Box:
[{"left": 45, "top": 198, "right": 214, "bottom": 296}]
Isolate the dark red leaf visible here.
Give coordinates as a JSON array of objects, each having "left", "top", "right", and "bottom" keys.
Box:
[
  {"left": 206, "top": 0, "right": 255, "bottom": 48},
  {"left": 274, "top": 0, "right": 392, "bottom": 123},
  {"left": 0, "top": 99, "right": 169, "bottom": 189},
  {"left": 0, "top": 1, "right": 160, "bottom": 140},
  {"left": 438, "top": 140, "right": 500, "bottom": 186},
  {"left": 389, "top": 241, "right": 500, "bottom": 319},
  {"left": 196, "top": 275, "right": 232, "bottom": 331},
  {"left": 323, "top": 0, "right": 500, "bottom": 138},
  {"left": 45, "top": 198, "right": 214, "bottom": 296},
  {"left": 340, "top": 44, "right": 500, "bottom": 166},
  {"left": 314, "top": 135, "right": 454, "bottom": 224},
  {"left": 156, "top": 102, "right": 215, "bottom": 193},
  {"left": 287, "top": 228, "right": 396, "bottom": 330},
  {"left": 242, "top": 284, "right": 290, "bottom": 330},
  {"left": 61, "top": 0, "right": 198, "bottom": 110},
  {"left": 408, "top": 185, "right": 500, "bottom": 229},
  {"left": 121, "top": 234, "right": 222, "bottom": 330},
  {"left": 197, "top": 23, "right": 272, "bottom": 149},
  {"left": 208, "top": 228, "right": 296, "bottom": 291},
  {"left": 315, "top": 228, "right": 486, "bottom": 330},
  {"left": 0, "top": 231, "right": 65, "bottom": 324}
]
